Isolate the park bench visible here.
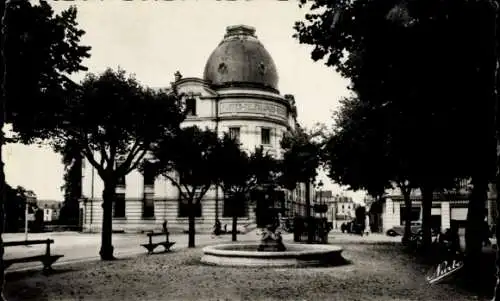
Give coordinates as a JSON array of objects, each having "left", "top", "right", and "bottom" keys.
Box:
[
  {"left": 4, "top": 239, "right": 64, "bottom": 274},
  {"left": 140, "top": 231, "right": 176, "bottom": 255}
]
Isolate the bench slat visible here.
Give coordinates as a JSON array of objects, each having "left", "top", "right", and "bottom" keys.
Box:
[
  {"left": 147, "top": 232, "right": 169, "bottom": 237},
  {"left": 4, "top": 239, "right": 54, "bottom": 247}
]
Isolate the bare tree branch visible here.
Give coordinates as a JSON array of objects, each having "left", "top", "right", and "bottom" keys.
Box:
[{"left": 125, "top": 149, "right": 147, "bottom": 175}]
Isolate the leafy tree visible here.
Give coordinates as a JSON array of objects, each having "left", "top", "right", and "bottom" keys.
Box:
[
  {"left": 12, "top": 68, "right": 184, "bottom": 260},
  {"left": 1, "top": 0, "right": 90, "bottom": 299},
  {"left": 325, "top": 96, "right": 418, "bottom": 242},
  {"left": 280, "top": 125, "right": 324, "bottom": 243},
  {"left": 215, "top": 135, "right": 278, "bottom": 241},
  {"left": 294, "top": 0, "right": 496, "bottom": 259},
  {"left": 280, "top": 125, "right": 324, "bottom": 214},
  {"left": 149, "top": 126, "right": 219, "bottom": 248}
]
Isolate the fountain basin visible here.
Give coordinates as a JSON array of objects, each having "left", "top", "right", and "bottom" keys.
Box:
[{"left": 201, "top": 243, "right": 344, "bottom": 267}]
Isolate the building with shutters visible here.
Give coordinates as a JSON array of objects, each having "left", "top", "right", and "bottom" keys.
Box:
[
  {"left": 79, "top": 25, "right": 311, "bottom": 233},
  {"left": 379, "top": 184, "right": 496, "bottom": 233}
]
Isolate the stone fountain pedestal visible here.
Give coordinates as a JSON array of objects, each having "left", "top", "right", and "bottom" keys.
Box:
[{"left": 258, "top": 224, "right": 286, "bottom": 252}]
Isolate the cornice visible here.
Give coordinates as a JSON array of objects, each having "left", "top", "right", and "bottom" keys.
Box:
[
  {"left": 207, "top": 81, "right": 280, "bottom": 94},
  {"left": 174, "top": 77, "right": 219, "bottom": 96},
  {"left": 218, "top": 93, "right": 291, "bottom": 108},
  {"left": 183, "top": 115, "right": 292, "bottom": 130}
]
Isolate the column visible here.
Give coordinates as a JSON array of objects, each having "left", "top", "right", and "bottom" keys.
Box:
[
  {"left": 441, "top": 201, "right": 450, "bottom": 231},
  {"left": 383, "top": 198, "right": 393, "bottom": 231},
  {"left": 393, "top": 201, "right": 401, "bottom": 227}
]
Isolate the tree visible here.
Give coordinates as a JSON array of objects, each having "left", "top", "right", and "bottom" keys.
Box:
[
  {"left": 2, "top": 1, "right": 90, "bottom": 299},
  {"left": 280, "top": 125, "right": 324, "bottom": 243},
  {"left": 149, "top": 126, "right": 219, "bottom": 248},
  {"left": 325, "top": 96, "right": 418, "bottom": 242},
  {"left": 215, "top": 135, "right": 278, "bottom": 241},
  {"left": 12, "top": 68, "right": 184, "bottom": 260},
  {"left": 294, "top": 0, "right": 496, "bottom": 258}
]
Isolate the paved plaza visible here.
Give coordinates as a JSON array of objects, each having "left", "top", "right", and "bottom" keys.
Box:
[
  {"left": 1, "top": 230, "right": 495, "bottom": 300},
  {"left": 3, "top": 230, "right": 496, "bottom": 273},
  {"left": 2, "top": 230, "right": 267, "bottom": 273},
  {"left": 3, "top": 230, "right": 490, "bottom": 301}
]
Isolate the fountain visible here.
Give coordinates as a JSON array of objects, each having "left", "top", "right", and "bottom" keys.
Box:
[{"left": 201, "top": 219, "right": 344, "bottom": 268}]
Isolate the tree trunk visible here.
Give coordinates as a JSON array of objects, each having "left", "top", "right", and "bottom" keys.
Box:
[
  {"left": 494, "top": 174, "right": 500, "bottom": 300},
  {"left": 232, "top": 215, "right": 238, "bottom": 242},
  {"left": 402, "top": 188, "right": 412, "bottom": 244},
  {"left": 465, "top": 176, "right": 487, "bottom": 286},
  {"left": 188, "top": 198, "right": 195, "bottom": 248},
  {"left": 1, "top": 0, "right": 7, "bottom": 299},
  {"left": 99, "top": 179, "right": 116, "bottom": 260},
  {"left": 305, "top": 179, "right": 313, "bottom": 244},
  {"left": 0, "top": 125, "right": 6, "bottom": 301},
  {"left": 231, "top": 193, "right": 239, "bottom": 242},
  {"left": 420, "top": 185, "right": 433, "bottom": 254}
]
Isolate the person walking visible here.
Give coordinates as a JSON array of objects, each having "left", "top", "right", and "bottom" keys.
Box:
[
  {"left": 212, "top": 219, "right": 221, "bottom": 238},
  {"left": 364, "top": 214, "right": 370, "bottom": 236}
]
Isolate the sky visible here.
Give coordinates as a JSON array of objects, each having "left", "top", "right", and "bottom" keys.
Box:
[{"left": 4, "top": 0, "right": 366, "bottom": 203}]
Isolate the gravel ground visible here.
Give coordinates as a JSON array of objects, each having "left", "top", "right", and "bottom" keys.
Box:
[{"left": 3, "top": 241, "right": 485, "bottom": 301}]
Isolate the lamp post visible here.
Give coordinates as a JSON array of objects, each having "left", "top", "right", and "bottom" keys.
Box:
[{"left": 24, "top": 198, "right": 28, "bottom": 241}]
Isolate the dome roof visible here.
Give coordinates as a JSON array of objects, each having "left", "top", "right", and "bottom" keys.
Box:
[{"left": 203, "top": 25, "right": 279, "bottom": 92}]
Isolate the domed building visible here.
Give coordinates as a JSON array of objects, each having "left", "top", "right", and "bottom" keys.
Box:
[{"left": 79, "top": 25, "right": 310, "bottom": 233}]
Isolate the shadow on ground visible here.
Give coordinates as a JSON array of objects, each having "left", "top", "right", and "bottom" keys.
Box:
[
  {"left": 6, "top": 267, "right": 77, "bottom": 282},
  {"left": 400, "top": 245, "right": 496, "bottom": 299}
]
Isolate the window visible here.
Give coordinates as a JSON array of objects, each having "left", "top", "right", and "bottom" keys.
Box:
[
  {"left": 261, "top": 128, "right": 271, "bottom": 145},
  {"left": 113, "top": 193, "right": 126, "bottom": 218},
  {"left": 142, "top": 192, "right": 155, "bottom": 218},
  {"left": 229, "top": 127, "right": 240, "bottom": 141},
  {"left": 178, "top": 197, "right": 202, "bottom": 217},
  {"left": 186, "top": 98, "right": 196, "bottom": 116},
  {"left": 223, "top": 193, "right": 247, "bottom": 218},
  {"left": 143, "top": 162, "right": 156, "bottom": 186},
  {"left": 117, "top": 160, "right": 126, "bottom": 187}
]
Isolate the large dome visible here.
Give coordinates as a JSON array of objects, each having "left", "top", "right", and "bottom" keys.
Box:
[{"left": 203, "top": 25, "right": 279, "bottom": 92}]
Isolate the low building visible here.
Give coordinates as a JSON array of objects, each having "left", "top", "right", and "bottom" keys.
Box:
[
  {"left": 37, "top": 200, "right": 62, "bottom": 222},
  {"left": 315, "top": 193, "right": 357, "bottom": 230},
  {"left": 380, "top": 185, "right": 496, "bottom": 233}
]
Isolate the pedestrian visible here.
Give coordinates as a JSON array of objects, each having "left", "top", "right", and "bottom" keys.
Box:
[
  {"left": 212, "top": 219, "right": 221, "bottom": 238},
  {"left": 364, "top": 214, "right": 370, "bottom": 236},
  {"left": 483, "top": 216, "right": 491, "bottom": 247},
  {"left": 162, "top": 219, "right": 168, "bottom": 233}
]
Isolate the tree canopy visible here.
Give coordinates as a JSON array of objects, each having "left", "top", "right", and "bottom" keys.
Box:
[
  {"left": 3, "top": 0, "right": 91, "bottom": 134},
  {"left": 215, "top": 135, "right": 277, "bottom": 195},
  {"left": 280, "top": 125, "right": 324, "bottom": 190},
  {"left": 294, "top": 0, "right": 497, "bottom": 189}
]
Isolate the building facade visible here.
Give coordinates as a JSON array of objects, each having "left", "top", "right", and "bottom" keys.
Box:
[
  {"left": 37, "top": 200, "right": 62, "bottom": 223},
  {"left": 380, "top": 185, "right": 496, "bottom": 233},
  {"left": 79, "top": 25, "right": 309, "bottom": 233},
  {"left": 313, "top": 191, "right": 357, "bottom": 230}
]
